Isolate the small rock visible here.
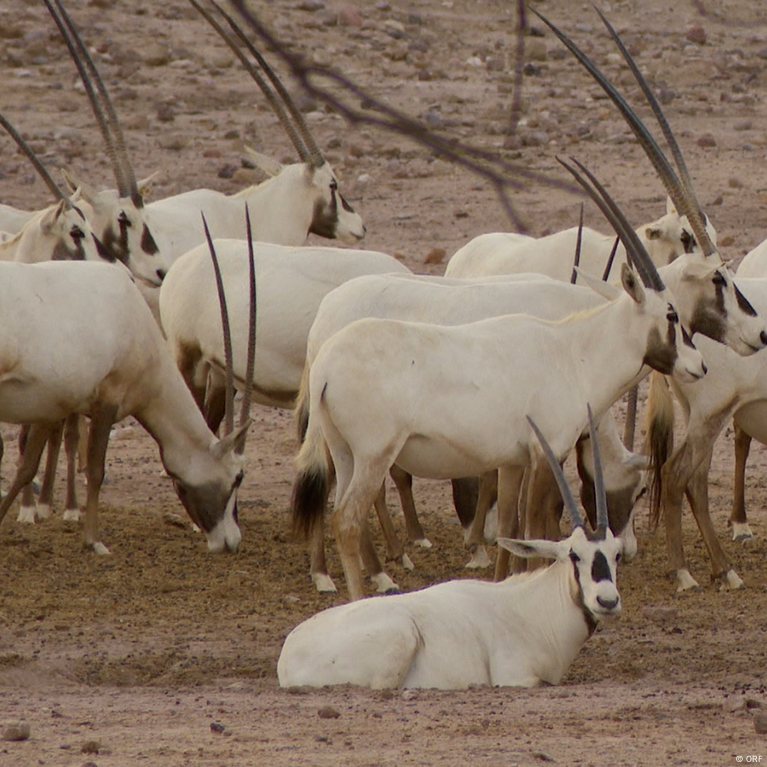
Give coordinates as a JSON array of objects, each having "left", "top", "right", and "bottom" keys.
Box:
[
  {"left": 158, "top": 134, "right": 189, "bottom": 151},
  {"left": 2, "top": 722, "right": 30, "bottom": 742},
  {"left": 697, "top": 133, "right": 716, "bottom": 148},
  {"left": 141, "top": 42, "right": 172, "bottom": 67},
  {"left": 526, "top": 38, "right": 548, "bottom": 62},
  {"left": 733, "top": 120, "right": 752, "bottom": 132},
  {"left": 401, "top": 689, "right": 418, "bottom": 701},
  {"left": 156, "top": 102, "right": 175, "bottom": 123},
  {"left": 298, "top": 0, "right": 325, "bottom": 10},
  {"left": 81, "top": 740, "right": 101, "bottom": 754},
  {"left": 641, "top": 605, "right": 679, "bottom": 625},
  {"left": 318, "top": 706, "right": 341, "bottom": 719},
  {"left": 723, "top": 695, "right": 747, "bottom": 713},
  {"left": 719, "top": 235, "right": 735, "bottom": 247},
  {"left": 424, "top": 247, "right": 446, "bottom": 265},
  {"left": 728, "top": 177, "right": 744, "bottom": 189},
  {"left": 752, "top": 709, "right": 767, "bottom": 734},
  {"left": 686, "top": 25, "right": 707, "bottom": 45},
  {"left": 338, "top": 5, "right": 363, "bottom": 27},
  {"left": 210, "top": 722, "right": 226, "bottom": 734}
]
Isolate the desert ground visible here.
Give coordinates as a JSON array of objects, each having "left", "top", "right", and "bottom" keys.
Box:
[{"left": 2, "top": 0, "right": 767, "bottom": 765}]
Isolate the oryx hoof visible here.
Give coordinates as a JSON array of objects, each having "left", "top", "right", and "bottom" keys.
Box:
[
  {"left": 311, "top": 573, "right": 338, "bottom": 594},
  {"left": 89, "top": 541, "right": 111, "bottom": 556},
  {"left": 16, "top": 506, "right": 37, "bottom": 525},
  {"left": 674, "top": 569, "right": 701, "bottom": 592},
  {"left": 731, "top": 523, "right": 754, "bottom": 543},
  {"left": 35, "top": 503, "right": 53, "bottom": 521},
  {"left": 371, "top": 572, "right": 400, "bottom": 594},
  {"left": 718, "top": 569, "right": 745, "bottom": 591},
  {"left": 465, "top": 545, "right": 492, "bottom": 570},
  {"left": 62, "top": 509, "right": 81, "bottom": 523},
  {"left": 413, "top": 538, "right": 433, "bottom": 549},
  {"left": 400, "top": 553, "right": 415, "bottom": 571}
]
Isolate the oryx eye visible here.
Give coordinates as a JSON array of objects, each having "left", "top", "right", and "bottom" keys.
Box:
[
  {"left": 681, "top": 229, "right": 694, "bottom": 253},
  {"left": 329, "top": 179, "right": 338, "bottom": 192},
  {"left": 569, "top": 551, "right": 580, "bottom": 563},
  {"left": 233, "top": 470, "right": 244, "bottom": 489},
  {"left": 616, "top": 552, "right": 622, "bottom": 563},
  {"left": 70, "top": 225, "right": 85, "bottom": 241},
  {"left": 667, "top": 309, "right": 679, "bottom": 323},
  {"left": 118, "top": 211, "right": 131, "bottom": 227},
  {"left": 712, "top": 270, "right": 726, "bottom": 285}
]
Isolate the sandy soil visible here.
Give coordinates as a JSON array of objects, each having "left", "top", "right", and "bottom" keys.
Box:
[{"left": 2, "top": 0, "right": 767, "bottom": 765}]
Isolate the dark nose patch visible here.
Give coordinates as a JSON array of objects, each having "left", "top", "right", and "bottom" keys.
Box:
[
  {"left": 141, "top": 224, "right": 159, "bottom": 256},
  {"left": 591, "top": 550, "right": 613, "bottom": 582}
]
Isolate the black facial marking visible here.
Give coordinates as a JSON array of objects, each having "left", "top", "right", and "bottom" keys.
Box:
[
  {"left": 141, "top": 223, "right": 160, "bottom": 256},
  {"left": 643, "top": 326, "right": 677, "bottom": 376},
  {"left": 309, "top": 181, "right": 340, "bottom": 239},
  {"left": 570, "top": 552, "right": 598, "bottom": 636},
  {"left": 681, "top": 229, "right": 695, "bottom": 254},
  {"left": 591, "top": 550, "right": 613, "bottom": 583},
  {"left": 735, "top": 283, "right": 758, "bottom": 317}
]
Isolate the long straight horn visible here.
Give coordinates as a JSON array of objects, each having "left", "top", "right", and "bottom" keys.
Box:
[
  {"left": 44, "top": 0, "right": 139, "bottom": 202},
  {"left": 526, "top": 416, "right": 586, "bottom": 531},
  {"left": 236, "top": 204, "right": 258, "bottom": 456},
  {"left": 202, "top": 213, "right": 235, "bottom": 438},
  {"left": 586, "top": 405, "right": 609, "bottom": 535},
  {"left": 601, "top": 236, "right": 620, "bottom": 282},
  {"left": 0, "top": 114, "right": 73, "bottom": 209},
  {"left": 209, "top": 0, "right": 326, "bottom": 167},
  {"left": 570, "top": 202, "right": 584, "bottom": 285},
  {"left": 187, "top": 0, "right": 312, "bottom": 164},
  {"left": 592, "top": 7, "right": 710, "bottom": 239},
  {"left": 532, "top": 8, "right": 716, "bottom": 258},
  {"left": 557, "top": 156, "right": 665, "bottom": 292}
]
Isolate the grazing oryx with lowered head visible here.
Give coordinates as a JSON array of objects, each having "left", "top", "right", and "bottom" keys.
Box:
[
  {"left": 159, "top": 240, "right": 410, "bottom": 424},
  {"left": 128, "top": 0, "right": 365, "bottom": 273},
  {"left": 0, "top": 228, "right": 256, "bottom": 554},
  {"left": 44, "top": 0, "right": 165, "bottom": 287},
  {"left": 278, "top": 409, "right": 623, "bottom": 690},
  {"left": 291, "top": 153, "right": 707, "bottom": 601},
  {"left": 296, "top": 272, "right": 648, "bottom": 593}
]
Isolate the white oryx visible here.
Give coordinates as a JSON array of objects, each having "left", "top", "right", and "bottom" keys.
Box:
[
  {"left": 644, "top": 277, "right": 767, "bottom": 591},
  {"left": 297, "top": 272, "right": 647, "bottom": 592},
  {"left": 292, "top": 154, "right": 708, "bottom": 601},
  {"left": 129, "top": 0, "right": 365, "bottom": 272},
  {"left": 445, "top": 198, "right": 716, "bottom": 283},
  {"left": 278, "top": 409, "right": 623, "bottom": 690},
  {"left": 159, "top": 240, "right": 410, "bottom": 421},
  {"left": 0, "top": 246, "right": 255, "bottom": 554},
  {"left": 44, "top": 0, "right": 165, "bottom": 287}
]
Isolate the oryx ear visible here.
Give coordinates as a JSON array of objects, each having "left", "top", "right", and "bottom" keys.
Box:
[
  {"left": 575, "top": 267, "right": 622, "bottom": 300},
  {"left": 60, "top": 168, "right": 98, "bottom": 202},
  {"left": 242, "top": 146, "right": 283, "bottom": 178},
  {"left": 39, "top": 200, "right": 68, "bottom": 233},
  {"left": 679, "top": 259, "right": 718, "bottom": 281},
  {"left": 621, "top": 263, "right": 646, "bottom": 305},
  {"left": 666, "top": 195, "right": 677, "bottom": 216},
  {"left": 211, "top": 420, "right": 252, "bottom": 460},
  {"left": 137, "top": 170, "right": 161, "bottom": 198},
  {"left": 497, "top": 537, "right": 569, "bottom": 561},
  {"left": 644, "top": 224, "right": 663, "bottom": 241}
]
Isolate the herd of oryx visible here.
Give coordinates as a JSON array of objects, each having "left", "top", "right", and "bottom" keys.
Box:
[{"left": 2, "top": 1, "right": 767, "bottom": 691}]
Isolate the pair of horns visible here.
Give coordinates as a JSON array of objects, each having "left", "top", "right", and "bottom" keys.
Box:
[
  {"left": 534, "top": 6, "right": 717, "bottom": 259},
  {"left": 202, "top": 206, "right": 256, "bottom": 455},
  {"left": 0, "top": 113, "right": 77, "bottom": 212},
  {"left": 44, "top": 0, "right": 140, "bottom": 205},
  {"left": 528, "top": 405, "right": 608, "bottom": 536},
  {"left": 189, "top": 0, "right": 325, "bottom": 168}
]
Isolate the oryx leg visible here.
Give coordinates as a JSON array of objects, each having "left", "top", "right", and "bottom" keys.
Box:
[
  {"left": 372, "top": 481, "right": 413, "bottom": 574},
  {"left": 452, "top": 476, "right": 479, "bottom": 530},
  {"left": 465, "top": 470, "right": 497, "bottom": 569},
  {"left": 308, "top": 517, "right": 337, "bottom": 593},
  {"left": 521, "top": 459, "right": 563, "bottom": 572},
  {"left": 0, "top": 424, "right": 56, "bottom": 526},
  {"left": 389, "top": 464, "right": 431, "bottom": 548},
  {"left": 81, "top": 404, "right": 119, "bottom": 555},
  {"left": 16, "top": 425, "right": 37, "bottom": 524},
  {"left": 63, "top": 413, "right": 81, "bottom": 520},
  {"left": 35, "top": 420, "right": 66, "bottom": 521},
  {"left": 731, "top": 424, "right": 754, "bottom": 541},
  {"left": 623, "top": 384, "right": 638, "bottom": 450},
  {"left": 661, "top": 409, "right": 731, "bottom": 591},
  {"left": 493, "top": 465, "right": 525, "bottom": 581},
  {"left": 685, "top": 449, "right": 743, "bottom": 590}
]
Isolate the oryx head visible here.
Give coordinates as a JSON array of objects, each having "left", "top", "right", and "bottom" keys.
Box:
[
  {"left": 190, "top": 0, "right": 366, "bottom": 245},
  {"left": 172, "top": 208, "right": 257, "bottom": 554},
  {"left": 560, "top": 157, "right": 707, "bottom": 385},
  {"left": 45, "top": 0, "right": 166, "bottom": 288},
  {"left": 499, "top": 408, "right": 624, "bottom": 625},
  {"left": 537, "top": 7, "right": 767, "bottom": 357}
]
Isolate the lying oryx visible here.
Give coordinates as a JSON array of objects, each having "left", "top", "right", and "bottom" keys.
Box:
[
  {"left": 644, "top": 277, "right": 767, "bottom": 591},
  {"left": 0, "top": 252, "right": 254, "bottom": 555},
  {"left": 158, "top": 241, "right": 409, "bottom": 421},
  {"left": 278, "top": 409, "right": 623, "bottom": 690},
  {"left": 292, "top": 155, "right": 707, "bottom": 600},
  {"left": 445, "top": 198, "right": 716, "bottom": 283}
]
